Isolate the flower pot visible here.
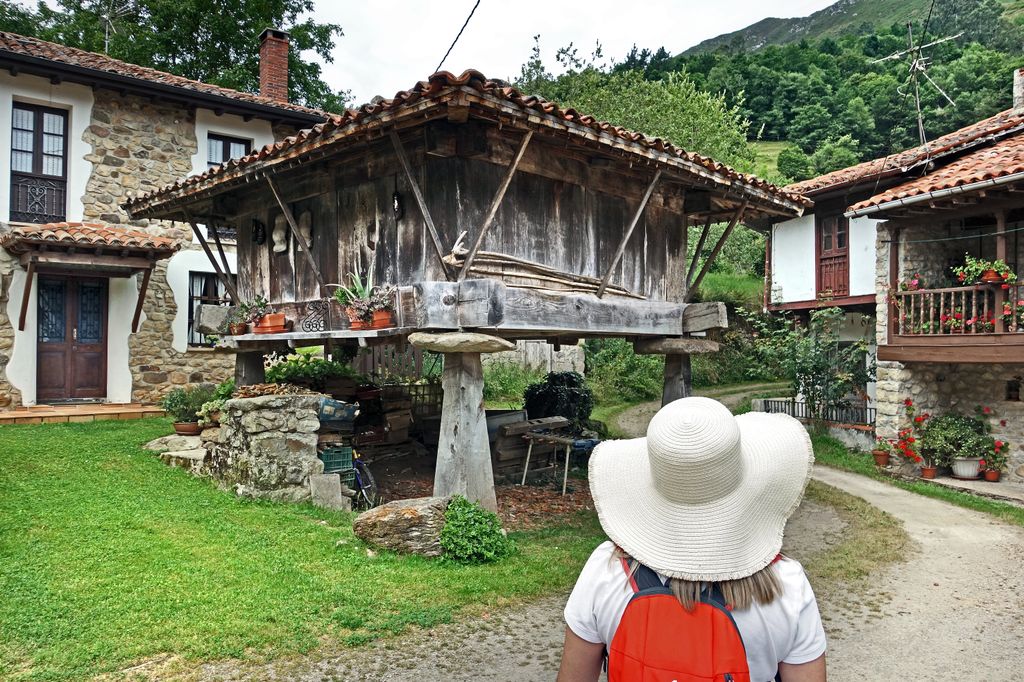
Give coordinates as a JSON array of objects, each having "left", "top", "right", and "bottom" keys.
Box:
[
  {"left": 346, "top": 307, "right": 368, "bottom": 330},
  {"left": 984, "top": 469, "right": 1002, "bottom": 482},
  {"left": 173, "top": 421, "right": 201, "bottom": 436},
  {"left": 920, "top": 465, "right": 938, "bottom": 479},
  {"left": 981, "top": 269, "right": 1004, "bottom": 284},
  {"left": 951, "top": 456, "right": 983, "bottom": 479},
  {"left": 872, "top": 450, "right": 891, "bottom": 467},
  {"left": 228, "top": 322, "right": 248, "bottom": 336},
  {"left": 255, "top": 313, "right": 286, "bottom": 329},
  {"left": 370, "top": 309, "right": 395, "bottom": 329}
]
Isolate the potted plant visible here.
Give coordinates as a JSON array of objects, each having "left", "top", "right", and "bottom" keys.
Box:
[
  {"left": 241, "top": 295, "right": 286, "bottom": 333},
  {"left": 331, "top": 273, "right": 397, "bottom": 330},
  {"left": 161, "top": 385, "right": 215, "bottom": 435},
  {"left": 196, "top": 379, "right": 235, "bottom": 428},
  {"left": 871, "top": 436, "right": 894, "bottom": 467},
  {"left": 223, "top": 308, "right": 248, "bottom": 336},
  {"left": 951, "top": 432, "right": 988, "bottom": 479},
  {"left": 952, "top": 254, "right": 1018, "bottom": 285},
  {"left": 899, "top": 398, "right": 933, "bottom": 477},
  {"left": 983, "top": 439, "right": 1010, "bottom": 481}
]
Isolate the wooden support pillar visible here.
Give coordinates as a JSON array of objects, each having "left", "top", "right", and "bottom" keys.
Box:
[
  {"left": 435, "top": 351, "right": 498, "bottom": 512},
  {"left": 234, "top": 351, "right": 265, "bottom": 386},
  {"left": 996, "top": 210, "right": 1008, "bottom": 333},
  {"left": 662, "top": 354, "right": 693, "bottom": 406},
  {"left": 17, "top": 259, "right": 35, "bottom": 332}
]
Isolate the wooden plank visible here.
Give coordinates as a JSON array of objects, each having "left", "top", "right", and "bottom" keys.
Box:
[
  {"left": 18, "top": 259, "right": 34, "bottom": 332},
  {"left": 596, "top": 169, "right": 662, "bottom": 297},
  {"left": 208, "top": 219, "right": 233, "bottom": 279},
  {"left": 498, "top": 287, "right": 684, "bottom": 336},
  {"left": 434, "top": 352, "right": 497, "bottom": 511},
  {"left": 389, "top": 130, "right": 452, "bottom": 280},
  {"left": 458, "top": 130, "right": 533, "bottom": 282},
  {"left": 634, "top": 338, "right": 721, "bottom": 355},
  {"left": 266, "top": 176, "right": 328, "bottom": 297},
  {"left": 183, "top": 209, "right": 240, "bottom": 304},
  {"left": 680, "top": 302, "right": 728, "bottom": 332},
  {"left": 131, "top": 266, "right": 152, "bottom": 333},
  {"left": 21, "top": 252, "right": 153, "bottom": 272},
  {"left": 687, "top": 202, "right": 748, "bottom": 301}
]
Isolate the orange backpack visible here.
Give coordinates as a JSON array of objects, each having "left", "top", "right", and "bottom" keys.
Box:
[{"left": 608, "top": 558, "right": 753, "bottom": 682}]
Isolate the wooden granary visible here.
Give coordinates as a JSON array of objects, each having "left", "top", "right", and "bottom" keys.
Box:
[{"left": 125, "top": 70, "right": 808, "bottom": 509}]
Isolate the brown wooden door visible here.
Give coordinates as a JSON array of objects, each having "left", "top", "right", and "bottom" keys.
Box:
[
  {"left": 817, "top": 215, "right": 849, "bottom": 297},
  {"left": 36, "top": 277, "right": 107, "bottom": 402}
]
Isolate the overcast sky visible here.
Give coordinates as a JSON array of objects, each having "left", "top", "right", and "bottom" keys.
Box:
[{"left": 318, "top": 1, "right": 838, "bottom": 104}]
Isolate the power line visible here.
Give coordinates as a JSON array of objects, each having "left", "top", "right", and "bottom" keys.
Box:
[{"left": 435, "top": 0, "right": 481, "bottom": 73}]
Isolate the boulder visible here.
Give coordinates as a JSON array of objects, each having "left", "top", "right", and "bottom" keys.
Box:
[
  {"left": 144, "top": 434, "right": 202, "bottom": 453},
  {"left": 408, "top": 332, "right": 514, "bottom": 354},
  {"left": 353, "top": 496, "right": 452, "bottom": 557}
]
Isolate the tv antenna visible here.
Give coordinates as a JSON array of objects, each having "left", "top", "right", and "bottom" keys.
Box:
[
  {"left": 872, "top": 23, "right": 962, "bottom": 145},
  {"left": 98, "top": 0, "right": 134, "bottom": 54}
]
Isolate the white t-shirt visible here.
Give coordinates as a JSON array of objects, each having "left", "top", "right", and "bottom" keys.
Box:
[{"left": 564, "top": 541, "right": 827, "bottom": 682}]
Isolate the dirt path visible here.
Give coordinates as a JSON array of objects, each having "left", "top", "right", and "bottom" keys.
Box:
[
  {"left": 613, "top": 381, "right": 790, "bottom": 438},
  {"left": 812, "top": 466, "right": 1024, "bottom": 680}
]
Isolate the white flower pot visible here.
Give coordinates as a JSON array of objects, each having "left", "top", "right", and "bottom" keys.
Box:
[{"left": 951, "top": 457, "right": 983, "bottom": 479}]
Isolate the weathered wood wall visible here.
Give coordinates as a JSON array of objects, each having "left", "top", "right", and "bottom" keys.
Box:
[{"left": 229, "top": 123, "right": 688, "bottom": 307}]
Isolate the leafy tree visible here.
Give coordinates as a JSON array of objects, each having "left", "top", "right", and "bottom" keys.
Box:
[
  {"left": 811, "top": 135, "right": 861, "bottom": 175},
  {"left": 777, "top": 145, "right": 814, "bottom": 182},
  {"left": 0, "top": 0, "right": 348, "bottom": 111}
]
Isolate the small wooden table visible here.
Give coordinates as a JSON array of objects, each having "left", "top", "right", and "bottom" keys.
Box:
[{"left": 520, "top": 431, "right": 599, "bottom": 495}]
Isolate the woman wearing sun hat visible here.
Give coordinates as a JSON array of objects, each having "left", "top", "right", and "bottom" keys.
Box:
[{"left": 557, "top": 397, "right": 827, "bottom": 682}]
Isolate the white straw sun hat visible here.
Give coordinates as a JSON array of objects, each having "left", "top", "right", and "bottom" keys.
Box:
[{"left": 589, "top": 396, "right": 814, "bottom": 582}]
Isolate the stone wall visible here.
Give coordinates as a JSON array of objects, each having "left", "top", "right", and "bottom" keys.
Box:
[
  {"left": 204, "top": 395, "right": 324, "bottom": 501},
  {"left": 84, "top": 89, "right": 233, "bottom": 404},
  {"left": 0, "top": 249, "right": 21, "bottom": 408}
]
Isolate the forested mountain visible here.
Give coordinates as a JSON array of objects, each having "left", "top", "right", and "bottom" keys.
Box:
[{"left": 681, "top": 0, "right": 930, "bottom": 55}]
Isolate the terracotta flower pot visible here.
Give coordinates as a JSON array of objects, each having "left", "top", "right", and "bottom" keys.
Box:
[
  {"left": 346, "top": 307, "right": 368, "bottom": 330},
  {"left": 371, "top": 309, "right": 395, "bottom": 329},
  {"left": 256, "top": 313, "right": 286, "bottom": 328},
  {"left": 871, "top": 450, "right": 891, "bottom": 467},
  {"left": 920, "top": 465, "right": 938, "bottom": 480},
  {"left": 173, "top": 421, "right": 201, "bottom": 436},
  {"left": 984, "top": 469, "right": 1002, "bottom": 482},
  {"left": 228, "top": 322, "right": 248, "bottom": 335},
  {"left": 981, "top": 269, "right": 1004, "bottom": 284}
]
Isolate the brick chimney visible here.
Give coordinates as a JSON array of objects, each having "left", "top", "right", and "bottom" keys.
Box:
[
  {"left": 1015, "top": 67, "right": 1024, "bottom": 112},
  {"left": 259, "top": 28, "right": 290, "bottom": 103}
]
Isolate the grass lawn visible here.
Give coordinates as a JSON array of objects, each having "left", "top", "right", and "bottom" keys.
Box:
[
  {"left": 751, "top": 140, "right": 789, "bottom": 182},
  {"left": 811, "top": 432, "right": 1024, "bottom": 529},
  {"left": 0, "top": 418, "right": 605, "bottom": 681}
]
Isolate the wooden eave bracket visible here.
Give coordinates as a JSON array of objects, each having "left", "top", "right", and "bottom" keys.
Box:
[
  {"left": 17, "top": 258, "right": 35, "bottom": 332},
  {"left": 131, "top": 266, "right": 154, "bottom": 333}
]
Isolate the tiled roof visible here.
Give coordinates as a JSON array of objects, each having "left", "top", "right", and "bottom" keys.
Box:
[
  {"left": 0, "top": 31, "right": 327, "bottom": 120},
  {"left": 786, "top": 108, "right": 1024, "bottom": 196},
  {"left": 125, "top": 70, "right": 810, "bottom": 216},
  {"left": 848, "top": 132, "right": 1024, "bottom": 214},
  {"left": 1, "top": 222, "right": 179, "bottom": 255}
]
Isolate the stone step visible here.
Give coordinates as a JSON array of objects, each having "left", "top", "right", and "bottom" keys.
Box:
[{"left": 160, "top": 448, "right": 208, "bottom": 473}]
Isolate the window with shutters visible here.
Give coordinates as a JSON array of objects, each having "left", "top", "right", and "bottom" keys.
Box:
[
  {"left": 816, "top": 214, "right": 849, "bottom": 298},
  {"left": 10, "top": 103, "right": 68, "bottom": 223}
]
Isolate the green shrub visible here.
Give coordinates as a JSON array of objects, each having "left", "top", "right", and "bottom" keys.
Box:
[
  {"left": 523, "top": 371, "right": 595, "bottom": 430},
  {"left": 920, "top": 413, "right": 988, "bottom": 467},
  {"left": 265, "top": 354, "right": 363, "bottom": 391},
  {"left": 439, "top": 496, "right": 516, "bottom": 564},
  {"left": 483, "top": 361, "right": 545, "bottom": 404},
  {"left": 160, "top": 385, "right": 215, "bottom": 423},
  {"left": 584, "top": 339, "right": 663, "bottom": 403}
]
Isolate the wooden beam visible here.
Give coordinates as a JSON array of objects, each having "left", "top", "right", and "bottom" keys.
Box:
[
  {"left": 634, "top": 337, "right": 721, "bottom": 355},
  {"left": 596, "top": 169, "right": 662, "bottom": 298},
  {"left": 686, "top": 217, "right": 713, "bottom": 287},
  {"left": 183, "top": 209, "right": 240, "bottom": 304},
  {"left": 389, "top": 130, "right": 452, "bottom": 280},
  {"left": 680, "top": 302, "right": 728, "bottom": 332},
  {"left": 18, "top": 259, "right": 34, "bottom": 332},
  {"left": 131, "top": 267, "right": 153, "bottom": 333},
  {"left": 207, "top": 219, "right": 233, "bottom": 279},
  {"left": 19, "top": 251, "right": 154, "bottom": 272},
  {"left": 266, "top": 176, "right": 328, "bottom": 297},
  {"left": 686, "top": 202, "right": 748, "bottom": 301},
  {"left": 458, "top": 130, "right": 533, "bottom": 282}
]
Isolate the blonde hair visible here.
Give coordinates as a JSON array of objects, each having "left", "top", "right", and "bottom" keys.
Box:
[{"left": 613, "top": 546, "right": 783, "bottom": 612}]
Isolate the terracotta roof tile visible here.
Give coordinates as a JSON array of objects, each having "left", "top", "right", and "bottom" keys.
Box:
[
  {"left": 0, "top": 31, "right": 327, "bottom": 120},
  {"left": 1, "top": 222, "right": 179, "bottom": 255},
  {"left": 125, "top": 70, "right": 810, "bottom": 215},
  {"left": 849, "top": 132, "right": 1024, "bottom": 214},
  {"left": 786, "top": 108, "right": 1024, "bottom": 196}
]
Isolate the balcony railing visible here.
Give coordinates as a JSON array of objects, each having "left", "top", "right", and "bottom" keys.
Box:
[{"left": 891, "top": 283, "right": 1024, "bottom": 335}]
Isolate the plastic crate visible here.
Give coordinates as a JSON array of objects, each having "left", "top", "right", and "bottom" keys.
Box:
[
  {"left": 339, "top": 469, "right": 357, "bottom": 489},
  {"left": 319, "top": 446, "right": 353, "bottom": 474}
]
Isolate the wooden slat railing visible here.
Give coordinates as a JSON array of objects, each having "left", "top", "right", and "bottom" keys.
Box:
[{"left": 892, "top": 284, "right": 1005, "bottom": 335}]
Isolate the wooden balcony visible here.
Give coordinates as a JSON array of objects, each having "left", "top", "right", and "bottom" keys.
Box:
[{"left": 879, "top": 283, "right": 1024, "bottom": 363}]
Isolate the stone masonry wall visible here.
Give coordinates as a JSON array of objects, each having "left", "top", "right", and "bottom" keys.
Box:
[
  {"left": 0, "top": 248, "right": 22, "bottom": 408},
  {"left": 82, "top": 89, "right": 234, "bottom": 404},
  {"left": 204, "top": 395, "right": 324, "bottom": 502}
]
